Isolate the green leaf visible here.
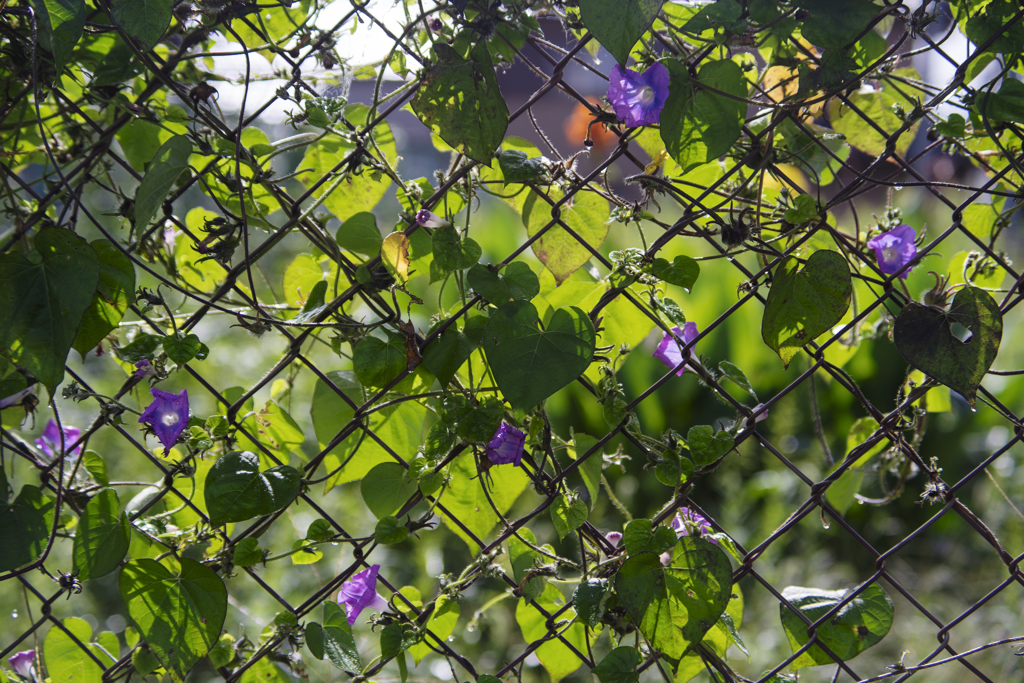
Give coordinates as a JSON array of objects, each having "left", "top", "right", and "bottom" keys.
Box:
[
  {"left": 82, "top": 451, "right": 109, "bottom": 486},
  {"left": 717, "top": 361, "right": 757, "bottom": 399},
  {"left": 0, "top": 485, "right": 55, "bottom": 571},
  {"left": 162, "top": 333, "right": 203, "bottom": 365},
  {"left": 44, "top": 617, "right": 116, "bottom": 683},
  {"left": 577, "top": 0, "right": 667, "bottom": 66},
  {"left": 299, "top": 105, "right": 396, "bottom": 218},
  {"left": 551, "top": 494, "right": 588, "bottom": 539},
  {"left": 614, "top": 539, "right": 733, "bottom": 659},
  {"left": 438, "top": 451, "right": 530, "bottom": 551},
  {"left": 354, "top": 333, "right": 408, "bottom": 388},
  {"left": 411, "top": 42, "right": 508, "bottom": 164},
  {"left": 573, "top": 578, "right": 608, "bottom": 628},
  {"left": 483, "top": 301, "right": 596, "bottom": 412},
  {"left": 468, "top": 262, "right": 540, "bottom": 304},
  {"left": 784, "top": 194, "right": 819, "bottom": 224},
  {"left": 682, "top": 0, "right": 744, "bottom": 33},
  {"left": 115, "top": 334, "right": 163, "bottom": 364},
  {"left": 422, "top": 316, "right": 486, "bottom": 386},
  {"left": 72, "top": 241, "right": 135, "bottom": 357},
  {"left": 934, "top": 113, "right": 966, "bottom": 139},
  {"left": 133, "top": 645, "right": 163, "bottom": 676},
  {"left": 336, "top": 212, "right": 383, "bottom": 256},
  {"left": 661, "top": 59, "right": 747, "bottom": 172},
  {"left": 203, "top": 451, "right": 303, "bottom": 526},
  {"left": 516, "top": 583, "right": 589, "bottom": 683},
  {"left": 120, "top": 558, "right": 227, "bottom": 683},
  {"left": 592, "top": 647, "right": 642, "bottom": 683},
  {"left": 570, "top": 432, "right": 602, "bottom": 509},
  {"left": 134, "top": 135, "right": 192, "bottom": 229},
  {"left": 28, "top": 0, "right": 86, "bottom": 74},
  {"left": 239, "top": 658, "right": 290, "bottom": 683},
  {"left": 792, "top": 0, "right": 878, "bottom": 48},
  {"left": 408, "top": 594, "right": 459, "bottom": 664},
  {"left": 110, "top": 0, "right": 173, "bottom": 51},
  {"left": 318, "top": 601, "right": 362, "bottom": 672},
  {"left": 779, "top": 583, "right": 894, "bottom": 669},
  {"left": 828, "top": 69, "right": 924, "bottom": 158},
  {"left": 0, "top": 228, "right": 100, "bottom": 392},
  {"left": 523, "top": 188, "right": 610, "bottom": 284},
  {"left": 826, "top": 417, "right": 886, "bottom": 516},
  {"left": 893, "top": 286, "right": 1002, "bottom": 407},
  {"left": 72, "top": 489, "right": 129, "bottom": 580},
  {"left": 964, "top": 0, "right": 1024, "bottom": 56},
  {"left": 651, "top": 255, "right": 699, "bottom": 292},
  {"left": 975, "top": 78, "right": 1024, "bottom": 123},
  {"left": 498, "top": 150, "right": 546, "bottom": 183},
  {"left": 687, "top": 426, "right": 734, "bottom": 467},
  {"left": 441, "top": 394, "right": 504, "bottom": 443},
  {"left": 360, "top": 462, "right": 417, "bottom": 519},
  {"left": 761, "top": 250, "right": 852, "bottom": 368},
  {"left": 232, "top": 538, "right": 263, "bottom": 567},
  {"left": 623, "top": 518, "right": 677, "bottom": 556},
  {"left": 375, "top": 516, "right": 409, "bottom": 544},
  {"left": 430, "top": 226, "right": 482, "bottom": 282},
  {"left": 292, "top": 280, "right": 328, "bottom": 324}
]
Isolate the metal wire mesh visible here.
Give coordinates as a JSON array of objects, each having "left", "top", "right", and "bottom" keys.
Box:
[{"left": 2, "top": 1, "right": 1024, "bottom": 683}]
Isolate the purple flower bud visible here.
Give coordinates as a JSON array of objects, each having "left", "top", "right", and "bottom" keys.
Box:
[
  {"left": 416, "top": 209, "right": 448, "bottom": 228},
  {"left": 8, "top": 650, "right": 34, "bottom": 679},
  {"left": 134, "top": 359, "right": 155, "bottom": 379},
  {"left": 35, "top": 419, "right": 82, "bottom": 460},
  {"left": 652, "top": 322, "right": 699, "bottom": 376},
  {"left": 338, "top": 564, "right": 389, "bottom": 625},
  {"left": 139, "top": 388, "right": 190, "bottom": 453},
  {"left": 0, "top": 385, "right": 35, "bottom": 409},
  {"left": 607, "top": 63, "right": 670, "bottom": 127},
  {"left": 748, "top": 403, "right": 768, "bottom": 426},
  {"left": 671, "top": 508, "right": 718, "bottom": 545},
  {"left": 605, "top": 531, "right": 622, "bottom": 546},
  {"left": 486, "top": 422, "right": 526, "bottom": 466},
  {"left": 427, "top": 18, "right": 443, "bottom": 32},
  {"left": 867, "top": 224, "right": 917, "bottom": 279}
]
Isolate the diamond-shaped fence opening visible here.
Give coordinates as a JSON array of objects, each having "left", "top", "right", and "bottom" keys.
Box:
[{"left": 2, "top": 1, "right": 1024, "bottom": 683}]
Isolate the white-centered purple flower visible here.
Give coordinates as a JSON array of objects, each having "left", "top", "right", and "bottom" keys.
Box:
[
  {"left": 8, "top": 650, "right": 34, "bottom": 679},
  {"left": 671, "top": 507, "right": 718, "bottom": 545},
  {"left": 867, "top": 224, "right": 917, "bottom": 279},
  {"left": 605, "top": 531, "right": 623, "bottom": 546},
  {"left": 35, "top": 419, "right": 82, "bottom": 460},
  {"left": 139, "top": 388, "right": 189, "bottom": 453},
  {"left": 0, "top": 385, "right": 35, "bottom": 410},
  {"left": 607, "top": 63, "right": 670, "bottom": 127},
  {"left": 415, "top": 209, "right": 448, "bottom": 228},
  {"left": 652, "top": 322, "right": 699, "bottom": 376},
  {"left": 134, "top": 359, "right": 155, "bottom": 379},
  {"left": 338, "top": 564, "right": 389, "bottom": 625},
  {"left": 486, "top": 422, "right": 526, "bottom": 466}
]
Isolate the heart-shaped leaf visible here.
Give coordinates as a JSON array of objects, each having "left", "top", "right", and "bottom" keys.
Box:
[
  {"left": 893, "top": 286, "right": 1002, "bottom": 407},
  {"left": 779, "top": 583, "right": 894, "bottom": 669},
  {"left": 523, "top": 189, "right": 610, "bottom": 284},
  {"left": 353, "top": 333, "right": 408, "bottom": 388},
  {"left": 687, "top": 425, "right": 734, "bottom": 467},
  {"left": 72, "top": 240, "right": 135, "bottom": 357},
  {"left": 483, "top": 301, "right": 596, "bottom": 411},
  {"left": 360, "top": 462, "right": 418, "bottom": 519},
  {"left": 72, "top": 489, "right": 129, "bottom": 580},
  {"left": 614, "top": 538, "right": 733, "bottom": 659},
  {"left": 0, "top": 485, "right": 56, "bottom": 572},
  {"left": 467, "top": 262, "right": 540, "bottom": 303},
  {"left": 577, "top": 0, "right": 667, "bottom": 66},
  {"left": 163, "top": 333, "right": 203, "bottom": 365},
  {"left": 422, "top": 316, "right": 487, "bottom": 386},
  {"left": 120, "top": 558, "right": 227, "bottom": 683},
  {"left": 134, "top": 135, "right": 192, "bottom": 229},
  {"left": 204, "top": 451, "right": 303, "bottom": 526},
  {"left": 551, "top": 494, "right": 588, "bottom": 539},
  {"left": 651, "top": 255, "right": 700, "bottom": 292},
  {"left": 761, "top": 250, "right": 852, "bottom": 368},
  {"left": 498, "top": 150, "right": 546, "bottom": 183},
  {"left": 306, "top": 601, "right": 362, "bottom": 672},
  {"left": 430, "top": 226, "right": 481, "bottom": 282},
  {"left": 0, "top": 228, "right": 100, "bottom": 392},
  {"left": 592, "top": 647, "right": 642, "bottom": 683}
]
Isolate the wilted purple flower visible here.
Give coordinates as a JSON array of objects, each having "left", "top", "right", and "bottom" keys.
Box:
[
  {"left": 416, "top": 209, "right": 448, "bottom": 228},
  {"left": 134, "top": 359, "right": 155, "bottom": 379},
  {"left": 747, "top": 403, "right": 769, "bottom": 427},
  {"left": 867, "top": 224, "right": 917, "bottom": 279},
  {"left": 605, "top": 531, "right": 622, "bottom": 546},
  {"left": 139, "top": 388, "right": 189, "bottom": 452},
  {"left": 671, "top": 508, "right": 718, "bottom": 545},
  {"left": 653, "top": 322, "right": 699, "bottom": 376},
  {"left": 0, "top": 385, "right": 35, "bottom": 409},
  {"left": 487, "top": 422, "right": 526, "bottom": 466},
  {"left": 338, "top": 564, "right": 389, "bottom": 625},
  {"left": 8, "top": 650, "right": 34, "bottom": 679},
  {"left": 607, "top": 63, "right": 670, "bottom": 127},
  {"left": 35, "top": 419, "right": 82, "bottom": 460},
  {"left": 427, "top": 17, "right": 443, "bottom": 32}
]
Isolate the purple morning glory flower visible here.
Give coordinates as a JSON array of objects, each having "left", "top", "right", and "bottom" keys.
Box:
[
  {"left": 35, "top": 419, "right": 82, "bottom": 460},
  {"left": 671, "top": 508, "right": 718, "bottom": 545},
  {"left": 867, "top": 224, "right": 917, "bottom": 279},
  {"left": 134, "top": 359, "right": 155, "bottom": 379},
  {"left": 8, "top": 650, "right": 34, "bottom": 679},
  {"left": 338, "top": 564, "right": 389, "bottom": 625},
  {"left": 139, "top": 388, "right": 189, "bottom": 452},
  {"left": 487, "top": 422, "right": 526, "bottom": 466},
  {"left": 416, "top": 209, "right": 448, "bottom": 228},
  {"left": 607, "top": 63, "right": 670, "bottom": 127},
  {"left": 653, "top": 322, "right": 699, "bottom": 376}
]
